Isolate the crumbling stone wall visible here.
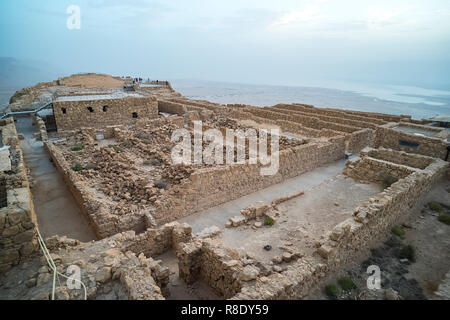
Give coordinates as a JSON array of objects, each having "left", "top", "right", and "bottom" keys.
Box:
[
  {"left": 153, "top": 137, "right": 345, "bottom": 224},
  {"left": 228, "top": 104, "right": 374, "bottom": 153},
  {"left": 33, "top": 115, "right": 48, "bottom": 141},
  {"left": 343, "top": 155, "right": 416, "bottom": 184},
  {"left": 374, "top": 123, "right": 450, "bottom": 159},
  {"left": 232, "top": 149, "right": 447, "bottom": 300},
  {"left": 53, "top": 96, "right": 158, "bottom": 131},
  {"left": 319, "top": 154, "right": 448, "bottom": 268},
  {"left": 361, "top": 147, "right": 435, "bottom": 170},
  {"left": 346, "top": 128, "right": 374, "bottom": 154},
  {"left": 0, "top": 118, "right": 39, "bottom": 274},
  {"left": 157, "top": 100, "right": 187, "bottom": 115},
  {"left": 177, "top": 238, "right": 243, "bottom": 298}
]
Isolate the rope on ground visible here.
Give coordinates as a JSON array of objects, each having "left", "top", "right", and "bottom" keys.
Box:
[{"left": 35, "top": 228, "right": 87, "bottom": 300}]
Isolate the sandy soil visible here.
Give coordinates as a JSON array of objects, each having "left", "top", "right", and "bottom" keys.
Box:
[
  {"left": 58, "top": 74, "right": 125, "bottom": 88},
  {"left": 218, "top": 174, "right": 382, "bottom": 263}
]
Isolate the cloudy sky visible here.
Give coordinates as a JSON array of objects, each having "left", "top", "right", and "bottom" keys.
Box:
[{"left": 0, "top": 0, "right": 449, "bottom": 89}]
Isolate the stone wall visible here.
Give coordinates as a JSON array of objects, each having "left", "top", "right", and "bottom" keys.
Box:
[
  {"left": 45, "top": 141, "right": 145, "bottom": 239},
  {"left": 45, "top": 123, "right": 345, "bottom": 236},
  {"left": 232, "top": 149, "right": 448, "bottom": 300},
  {"left": 33, "top": 115, "right": 48, "bottom": 141},
  {"left": 152, "top": 137, "right": 346, "bottom": 224},
  {"left": 227, "top": 104, "right": 374, "bottom": 153},
  {"left": 343, "top": 155, "right": 416, "bottom": 184},
  {"left": 157, "top": 100, "right": 187, "bottom": 115},
  {"left": 374, "top": 123, "right": 450, "bottom": 159},
  {"left": 361, "top": 147, "right": 435, "bottom": 170},
  {"left": 53, "top": 96, "right": 158, "bottom": 131},
  {"left": 318, "top": 152, "right": 448, "bottom": 269},
  {"left": 0, "top": 118, "right": 39, "bottom": 274}
]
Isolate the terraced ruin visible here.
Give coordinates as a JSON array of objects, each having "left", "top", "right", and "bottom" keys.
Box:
[{"left": 0, "top": 73, "right": 449, "bottom": 300}]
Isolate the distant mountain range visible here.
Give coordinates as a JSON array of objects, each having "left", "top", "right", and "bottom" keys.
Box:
[{"left": 0, "top": 57, "right": 57, "bottom": 88}]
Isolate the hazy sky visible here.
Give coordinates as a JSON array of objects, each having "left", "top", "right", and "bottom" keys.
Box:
[{"left": 1, "top": 0, "right": 450, "bottom": 89}]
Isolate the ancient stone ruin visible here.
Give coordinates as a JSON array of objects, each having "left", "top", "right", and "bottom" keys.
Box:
[{"left": 0, "top": 73, "right": 449, "bottom": 300}]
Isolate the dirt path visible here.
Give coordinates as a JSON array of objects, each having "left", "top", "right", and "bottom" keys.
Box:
[{"left": 15, "top": 116, "right": 96, "bottom": 241}]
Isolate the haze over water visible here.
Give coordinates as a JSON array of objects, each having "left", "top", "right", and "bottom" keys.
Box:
[{"left": 171, "top": 79, "right": 450, "bottom": 120}]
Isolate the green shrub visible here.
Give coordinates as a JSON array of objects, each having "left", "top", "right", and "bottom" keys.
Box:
[
  {"left": 71, "top": 164, "right": 84, "bottom": 172},
  {"left": 379, "top": 171, "right": 398, "bottom": 189},
  {"left": 324, "top": 284, "right": 340, "bottom": 298},
  {"left": 398, "top": 244, "right": 415, "bottom": 262},
  {"left": 338, "top": 277, "right": 356, "bottom": 291},
  {"left": 107, "top": 145, "right": 123, "bottom": 153},
  {"left": 264, "top": 216, "right": 274, "bottom": 226},
  {"left": 362, "top": 259, "right": 373, "bottom": 269},
  {"left": 71, "top": 144, "right": 83, "bottom": 151},
  {"left": 429, "top": 203, "right": 444, "bottom": 213},
  {"left": 438, "top": 213, "right": 450, "bottom": 225},
  {"left": 370, "top": 248, "right": 381, "bottom": 257},
  {"left": 392, "top": 226, "right": 405, "bottom": 238}
]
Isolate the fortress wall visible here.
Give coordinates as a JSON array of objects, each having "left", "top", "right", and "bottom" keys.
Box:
[
  {"left": 0, "top": 118, "right": 39, "bottom": 274},
  {"left": 374, "top": 123, "right": 450, "bottom": 160},
  {"left": 53, "top": 96, "right": 158, "bottom": 131}
]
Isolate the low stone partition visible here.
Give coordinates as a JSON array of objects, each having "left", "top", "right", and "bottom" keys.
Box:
[
  {"left": 318, "top": 154, "right": 448, "bottom": 268},
  {"left": 152, "top": 137, "right": 345, "bottom": 224},
  {"left": 273, "top": 104, "right": 379, "bottom": 129},
  {"left": 228, "top": 108, "right": 341, "bottom": 139},
  {"left": 44, "top": 141, "right": 134, "bottom": 239},
  {"left": 228, "top": 104, "right": 374, "bottom": 153},
  {"left": 361, "top": 147, "right": 435, "bottom": 170},
  {"left": 157, "top": 100, "right": 187, "bottom": 115},
  {"left": 227, "top": 190, "right": 305, "bottom": 227},
  {"left": 343, "top": 155, "right": 417, "bottom": 184},
  {"left": 275, "top": 103, "right": 387, "bottom": 125},
  {"left": 135, "top": 115, "right": 184, "bottom": 130},
  {"left": 178, "top": 238, "right": 244, "bottom": 298},
  {"left": 170, "top": 97, "right": 222, "bottom": 112},
  {"left": 0, "top": 118, "right": 39, "bottom": 274},
  {"left": 374, "top": 122, "right": 450, "bottom": 159},
  {"left": 347, "top": 128, "right": 374, "bottom": 154},
  {"left": 230, "top": 149, "right": 448, "bottom": 300},
  {"left": 33, "top": 115, "right": 48, "bottom": 141}
]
